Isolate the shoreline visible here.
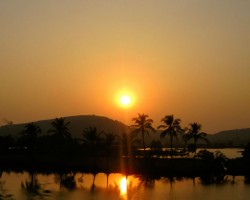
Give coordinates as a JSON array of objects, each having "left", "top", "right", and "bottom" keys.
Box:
[{"left": 0, "top": 155, "right": 249, "bottom": 178}]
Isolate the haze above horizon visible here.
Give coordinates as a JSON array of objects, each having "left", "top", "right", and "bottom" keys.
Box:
[{"left": 1, "top": 0, "right": 250, "bottom": 133}]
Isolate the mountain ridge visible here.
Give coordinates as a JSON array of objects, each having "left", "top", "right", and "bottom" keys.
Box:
[
  {"left": 0, "top": 115, "right": 129, "bottom": 138},
  {"left": 207, "top": 128, "right": 250, "bottom": 146}
]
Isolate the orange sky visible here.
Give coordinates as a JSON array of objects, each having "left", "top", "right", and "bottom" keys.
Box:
[{"left": 0, "top": 0, "right": 250, "bottom": 133}]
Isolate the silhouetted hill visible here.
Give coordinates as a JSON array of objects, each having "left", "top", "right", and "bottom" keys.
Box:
[
  {"left": 207, "top": 128, "right": 250, "bottom": 147},
  {"left": 1, "top": 115, "right": 249, "bottom": 147},
  {"left": 0, "top": 115, "right": 129, "bottom": 139}
]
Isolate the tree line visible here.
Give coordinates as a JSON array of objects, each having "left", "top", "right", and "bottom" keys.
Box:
[{"left": 0, "top": 113, "right": 211, "bottom": 158}]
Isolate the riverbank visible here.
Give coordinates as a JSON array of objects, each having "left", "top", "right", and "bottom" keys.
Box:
[{"left": 1, "top": 154, "right": 249, "bottom": 178}]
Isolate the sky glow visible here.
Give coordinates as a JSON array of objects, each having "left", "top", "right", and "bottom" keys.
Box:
[{"left": 0, "top": 0, "right": 250, "bottom": 133}]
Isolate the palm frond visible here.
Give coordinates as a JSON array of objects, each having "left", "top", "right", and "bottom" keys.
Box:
[
  {"left": 160, "top": 130, "right": 169, "bottom": 138},
  {"left": 157, "top": 124, "right": 167, "bottom": 129}
]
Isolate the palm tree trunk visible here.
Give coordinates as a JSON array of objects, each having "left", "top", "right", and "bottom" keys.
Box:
[
  {"left": 194, "top": 138, "right": 198, "bottom": 155},
  {"left": 142, "top": 128, "right": 146, "bottom": 156},
  {"left": 170, "top": 135, "right": 173, "bottom": 159}
]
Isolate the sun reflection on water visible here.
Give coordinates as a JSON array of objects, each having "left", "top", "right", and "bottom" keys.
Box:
[{"left": 120, "top": 177, "right": 128, "bottom": 196}]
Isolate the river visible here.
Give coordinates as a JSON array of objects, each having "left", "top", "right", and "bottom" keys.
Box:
[{"left": 0, "top": 172, "right": 249, "bottom": 200}]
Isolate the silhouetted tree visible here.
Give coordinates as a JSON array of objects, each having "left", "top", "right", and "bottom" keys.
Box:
[
  {"left": 150, "top": 140, "right": 162, "bottom": 149},
  {"left": 47, "top": 118, "right": 71, "bottom": 139},
  {"left": 81, "top": 127, "right": 103, "bottom": 156},
  {"left": 103, "top": 132, "right": 119, "bottom": 157},
  {"left": 0, "top": 135, "right": 14, "bottom": 153},
  {"left": 182, "top": 128, "right": 189, "bottom": 148},
  {"left": 214, "top": 151, "right": 228, "bottom": 179},
  {"left": 46, "top": 118, "right": 72, "bottom": 156},
  {"left": 150, "top": 140, "right": 162, "bottom": 157},
  {"left": 242, "top": 142, "right": 250, "bottom": 159},
  {"left": 185, "top": 122, "right": 209, "bottom": 154},
  {"left": 19, "top": 122, "right": 41, "bottom": 150},
  {"left": 130, "top": 113, "right": 155, "bottom": 154},
  {"left": 196, "top": 149, "right": 214, "bottom": 160},
  {"left": 157, "top": 115, "right": 183, "bottom": 159},
  {"left": 199, "top": 150, "right": 228, "bottom": 183}
]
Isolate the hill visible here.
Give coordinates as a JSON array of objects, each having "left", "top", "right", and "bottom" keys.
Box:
[
  {"left": 207, "top": 128, "right": 250, "bottom": 147},
  {"left": 0, "top": 115, "right": 129, "bottom": 139}
]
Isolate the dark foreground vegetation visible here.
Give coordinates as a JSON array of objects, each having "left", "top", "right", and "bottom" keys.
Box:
[
  {"left": 1, "top": 115, "right": 250, "bottom": 183},
  {"left": 1, "top": 148, "right": 250, "bottom": 179}
]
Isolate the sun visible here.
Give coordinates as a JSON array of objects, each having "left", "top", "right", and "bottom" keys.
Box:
[
  {"left": 115, "top": 89, "right": 135, "bottom": 108},
  {"left": 120, "top": 95, "right": 131, "bottom": 106}
]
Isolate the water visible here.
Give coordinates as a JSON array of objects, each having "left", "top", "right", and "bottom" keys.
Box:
[
  {"left": 0, "top": 172, "right": 250, "bottom": 200},
  {"left": 145, "top": 148, "right": 243, "bottom": 159}
]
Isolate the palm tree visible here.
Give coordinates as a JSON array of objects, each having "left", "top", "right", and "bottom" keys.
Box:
[
  {"left": 185, "top": 122, "right": 209, "bottom": 153},
  {"left": 130, "top": 113, "right": 155, "bottom": 154},
  {"left": 21, "top": 122, "right": 41, "bottom": 138},
  {"left": 157, "top": 115, "right": 183, "bottom": 159},
  {"left": 20, "top": 122, "right": 41, "bottom": 150},
  {"left": 81, "top": 127, "right": 103, "bottom": 156},
  {"left": 47, "top": 118, "right": 71, "bottom": 139},
  {"left": 103, "top": 132, "right": 119, "bottom": 157}
]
